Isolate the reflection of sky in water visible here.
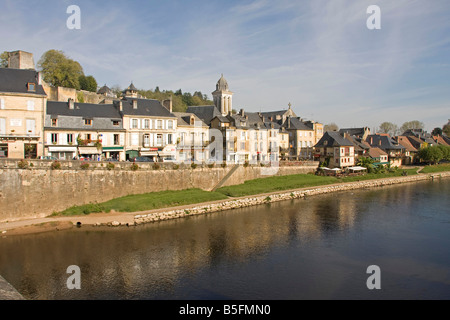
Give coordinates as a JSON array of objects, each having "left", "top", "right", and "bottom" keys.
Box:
[{"left": 0, "top": 179, "right": 449, "bottom": 300}]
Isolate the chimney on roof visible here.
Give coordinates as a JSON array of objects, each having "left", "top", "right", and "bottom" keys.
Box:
[
  {"left": 132, "top": 100, "right": 137, "bottom": 110},
  {"left": 240, "top": 109, "right": 245, "bottom": 117},
  {"left": 118, "top": 101, "right": 123, "bottom": 112},
  {"left": 68, "top": 98, "right": 75, "bottom": 110},
  {"left": 163, "top": 97, "right": 173, "bottom": 113}
]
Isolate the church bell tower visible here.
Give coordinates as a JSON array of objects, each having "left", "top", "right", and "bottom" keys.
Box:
[{"left": 212, "top": 74, "right": 233, "bottom": 116}]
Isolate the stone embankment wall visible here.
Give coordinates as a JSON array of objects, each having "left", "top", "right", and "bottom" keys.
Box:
[
  {"left": 0, "top": 160, "right": 317, "bottom": 222},
  {"left": 131, "top": 172, "right": 450, "bottom": 227}
]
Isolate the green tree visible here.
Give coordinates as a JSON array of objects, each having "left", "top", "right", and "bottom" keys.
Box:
[
  {"left": 79, "top": 75, "right": 98, "bottom": 92},
  {"left": 432, "top": 127, "right": 443, "bottom": 136},
  {"left": 379, "top": 122, "right": 398, "bottom": 136},
  {"left": 0, "top": 51, "right": 9, "bottom": 68},
  {"left": 443, "top": 122, "right": 450, "bottom": 137},
  {"left": 37, "top": 50, "right": 84, "bottom": 89},
  {"left": 400, "top": 120, "right": 425, "bottom": 134},
  {"left": 418, "top": 146, "right": 444, "bottom": 164},
  {"left": 437, "top": 145, "right": 450, "bottom": 161}
]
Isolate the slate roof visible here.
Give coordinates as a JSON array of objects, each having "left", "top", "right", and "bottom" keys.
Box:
[
  {"left": 315, "top": 131, "right": 354, "bottom": 148},
  {"left": 283, "top": 117, "right": 313, "bottom": 131},
  {"left": 260, "top": 109, "right": 297, "bottom": 121},
  {"left": 366, "top": 134, "right": 404, "bottom": 151},
  {"left": 0, "top": 68, "right": 46, "bottom": 96},
  {"left": 186, "top": 105, "right": 222, "bottom": 125},
  {"left": 173, "top": 112, "right": 208, "bottom": 127},
  {"left": 118, "top": 98, "right": 176, "bottom": 118},
  {"left": 339, "top": 127, "right": 369, "bottom": 138},
  {"left": 47, "top": 101, "right": 121, "bottom": 119}
]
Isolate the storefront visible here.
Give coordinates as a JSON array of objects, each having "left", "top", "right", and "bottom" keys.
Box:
[
  {"left": 78, "top": 147, "right": 101, "bottom": 160},
  {"left": 48, "top": 146, "right": 77, "bottom": 160},
  {"left": 102, "top": 146, "right": 124, "bottom": 161}
]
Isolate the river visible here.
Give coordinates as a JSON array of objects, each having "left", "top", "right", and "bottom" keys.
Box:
[{"left": 0, "top": 178, "right": 449, "bottom": 300}]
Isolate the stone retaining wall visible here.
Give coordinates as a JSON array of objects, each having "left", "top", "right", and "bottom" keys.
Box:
[
  {"left": 129, "top": 172, "right": 450, "bottom": 227},
  {"left": 0, "top": 163, "right": 317, "bottom": 222}
]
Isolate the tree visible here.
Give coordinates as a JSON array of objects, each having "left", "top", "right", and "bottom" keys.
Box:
[
  {"left": 37, "top": 50, "right": 84, "bottom": 89},
  {"left": 400, "top": 120, "right": 424, "bottom": 134},
  {"left": 418, "top": 146, "right": 444, "bottom": 164},
  {"left": 357, "top": 156, "right": 375, "bottom": 170},
  {"left": 443, "top": 122, "right": 450, "bottom": 137},
  {"left": 324, "top": 123, "right": 339, "bottom": 132},
  {"left": 0, "top": 51, "right": 9, "bottom": 68},
  {"left": 432, "top": 127, "right": 443, "bottom": 136},
  {"left": 378, "top": 122, "right": 398, "bottom": 136},
  {"left": 79, "top": 75, "right": 98, "bottom": 92}
]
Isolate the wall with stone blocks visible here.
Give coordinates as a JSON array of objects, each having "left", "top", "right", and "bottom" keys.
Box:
[{"left": 0, "top": 164, "right": 317, "bottom": 222}]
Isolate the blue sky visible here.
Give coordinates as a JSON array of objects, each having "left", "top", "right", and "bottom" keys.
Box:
[{"left": 1, "top": 0, "right": 450, "bottom": 131}]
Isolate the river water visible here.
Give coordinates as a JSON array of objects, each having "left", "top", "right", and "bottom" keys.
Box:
[{"left": 0, "top": 179, "right": 449, "bottom": 300}]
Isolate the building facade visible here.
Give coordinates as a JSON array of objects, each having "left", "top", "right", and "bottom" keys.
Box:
[{"left": 0, "top": 52, "right": 47, "bottom": 159}]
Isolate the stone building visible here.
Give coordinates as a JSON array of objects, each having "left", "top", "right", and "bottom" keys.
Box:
[
  {"left": 314, "top": 131, "right": 355, "bottom": 168},
  {"left": 173, "top": 112, "right": 209, "bottom": 163},
  {"left": 0, "top": 51, "right": 47, "bottom": 159},
  {"left": 118, "top": 88, "right": 177, "bottom": 161},
  {"left": 45, "top": 99, "right": 125, "bottom": 160}
]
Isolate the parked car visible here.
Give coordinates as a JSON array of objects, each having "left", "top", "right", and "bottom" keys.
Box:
[
  {"left": 162, "top": 157, "right": 177, "bottom": 163},
  {"left": 0, "top": 151, "right": 6, "bottom": 158},
  {"left": 132, "top": 156, "right": 154, "bottom": 162}
]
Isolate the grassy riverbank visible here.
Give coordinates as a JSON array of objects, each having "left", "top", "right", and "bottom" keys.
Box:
[
  {"left": 216, "top": 168, "right": 418, "bottom": 197},
  {"left": 420, "top": 163, "right": 450, "bottom": 173},
  {"left": 54, "top": 168, "right": 419, "bottom": 216},
  {"left": 54, "top": 189, "right": 228, "bottom": 216}
]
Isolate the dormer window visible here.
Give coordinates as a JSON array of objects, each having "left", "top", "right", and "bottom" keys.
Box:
[
  {"left": 84, "top": 119, "right": 93, "bottom": 126},
  {"left": 27, "top": 83, "right": 36, "bottom": 92},
  {"left": 51, "top": 118, "right": 58, "bottom": 127},
  {"left": 113, "top": 120, "right": 120, "bottom": 126}
]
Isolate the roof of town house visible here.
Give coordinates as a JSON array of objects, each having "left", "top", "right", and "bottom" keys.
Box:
[
  {"left": 117, "top": 97, "right": 176, "bottom": 118},
  {"left": 396, "top": 136, "right": 418, "bottom": 152},
  {"left": 433, "top": 135, "right": 450, "bottom": 146},
  {"left": 366, "top": 134, "right": 404, "bottom": 150},
  {"left": 368, "top": 147, "right": 388, "bottom": 159},
  {"left": 0, "top": 68, "right": 47, "bottom": 96},
  {"left": 315, "top": 131, "right": 354, "bottom": 148},
  {"left": 406, "top": 135, "right": 425, "bottom": 148},
  {"left": 47, "top": 101, "right": 121, "bottom": 119},
  {"left": 173, "top": 112, "right": 208, "bottom": 127},
  {"left": 346, "top": 135, "right": 369, "bottom": 152},
  {"left": 259, "top": 108, "right": 297, "bottom": 122},
  {"left": 339, "top": 127, "right": 370, "bottom": 138},
  {"left": 283, "top": 117, "right": 314, "bottom": 131},
  {"left": 186, "top": 105, "right": 222, "bottom": 125}
]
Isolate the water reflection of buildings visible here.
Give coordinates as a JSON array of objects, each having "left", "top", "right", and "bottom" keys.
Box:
[{"left": 0, "top": 183, "right": 424, "bottom": 299}]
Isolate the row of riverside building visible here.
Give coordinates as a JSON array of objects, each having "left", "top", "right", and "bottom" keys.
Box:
[
  {"left": 0, "top": 51, "right": 324, "bottom": 163},
  {"left": 2, "top": 51, "right": 448, "bottom": 166}
]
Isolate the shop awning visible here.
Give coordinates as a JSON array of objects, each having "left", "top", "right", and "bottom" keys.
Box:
[
  {"left": 78, "top": 147, "right": 101, "bottom": 155},
  {"left": 49, "top": 146, "right": 77, "bottom": 152},
  {"left": 102, "top": 147, "right": 124, "bottom": 151}
]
